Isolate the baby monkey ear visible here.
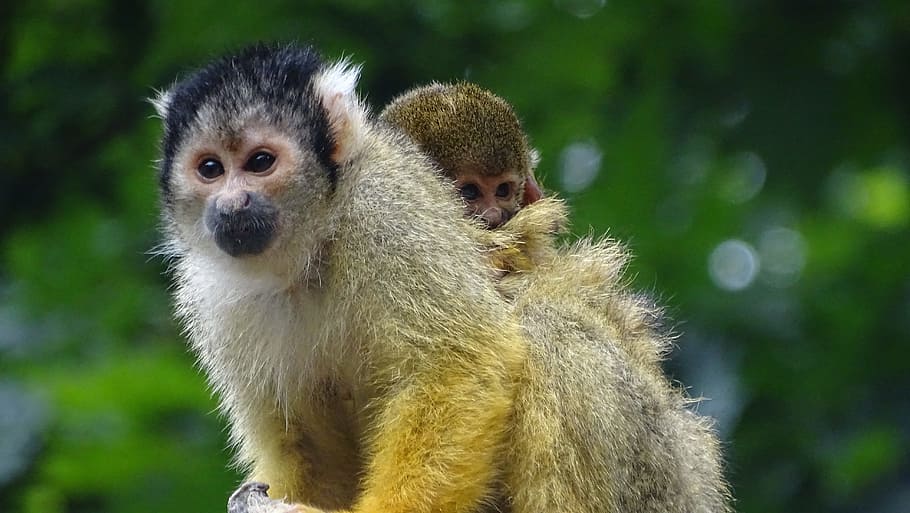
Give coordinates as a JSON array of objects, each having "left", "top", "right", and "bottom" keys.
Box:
[
  {"left": 313, "top": 58, "right": 369, "bottom": 166},
  {"left": 529, "top": 147, "right": 541, "bottom": 171}
]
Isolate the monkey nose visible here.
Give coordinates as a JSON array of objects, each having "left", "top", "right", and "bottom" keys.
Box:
[
  {"left": 216, "top": 191, "right": 252, "bottom": 214},
  {"left": 483, "top": 209, "right": 505, "bottom": 229}
]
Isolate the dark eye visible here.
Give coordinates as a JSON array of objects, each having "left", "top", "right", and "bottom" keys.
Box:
[
  {"left": 245, "top": 151, "right": 276, "bottom": 173},
  {"left": 197, "top": 158, "right": 225, "bottom": 180},
  {"left": 459, "top": 184, "right": 480, "bottom": 201},
  {"left": 495, "top": 182, "right": 512, "bottom": 198}
]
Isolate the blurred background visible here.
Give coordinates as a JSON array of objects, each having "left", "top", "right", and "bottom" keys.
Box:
[{"left": 1, "top": 0, "right": 908, "bottom": 512}]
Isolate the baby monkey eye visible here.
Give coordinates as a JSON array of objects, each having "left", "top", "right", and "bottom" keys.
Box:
[
  {"left": 495, "top": 183, "right": 512, "bottom": 198},
  {"left": 459, "top": 184, "right": 481, "bottom": 201},
  {"left": 197, "top": 158, "right": 225, "bottom": 181},
  {"left": 245, "top": 151, "right": 276, "bottom": 173}
]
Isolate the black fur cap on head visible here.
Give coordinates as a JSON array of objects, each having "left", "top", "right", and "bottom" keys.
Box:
[{"left": 153, "top": 43, "right": 339, "bottom": 203}]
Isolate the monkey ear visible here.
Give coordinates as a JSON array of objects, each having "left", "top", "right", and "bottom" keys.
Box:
[
  {"left": 313, "top": 59, "right": 368, "bottom": 166},
  {"left": 150, "top": 88, "right": 173, "bottom": 119},
  {"left": 529, "top": 147, "right": 541, "bottom": 171}
]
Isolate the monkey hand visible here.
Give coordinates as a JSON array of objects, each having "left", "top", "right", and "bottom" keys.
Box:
[
  {"left": 503, "top": 196, "right": 568, "bottom": 237},
  {"left": 228, "top": 482, "right": 326, "bottom": 513},
  {"left": 483, "top": 197, "right": 568, "bottom": 274}
]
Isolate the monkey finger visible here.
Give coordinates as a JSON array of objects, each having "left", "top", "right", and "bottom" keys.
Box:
[
  {"left": 228, "top": 482, "right": 271, "bottom": 513},
  {"left": 227, "top": 482, "right": 328, "bottom": 513}
]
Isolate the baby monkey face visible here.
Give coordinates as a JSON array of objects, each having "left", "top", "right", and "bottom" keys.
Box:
[{"left": 454, "top": 170, "right": 523, "bottom": 229}]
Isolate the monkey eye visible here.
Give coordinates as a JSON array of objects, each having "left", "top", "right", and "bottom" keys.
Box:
[
  {"left": 197, "top": 158, "right": 225, "bottom": 181},
  {"left": 245, "top": 151, "right": 276, "bottom": 173},
  {"left": 495, "top": 183, "right": 512, "bottom": 198},
  {"left": 459, "top": 184, "right": 481, "bottom": 201}
]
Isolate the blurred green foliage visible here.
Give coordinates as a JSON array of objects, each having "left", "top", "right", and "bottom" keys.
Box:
[{"left": 1, "top": 1, "right": 908, "bottom": 512}]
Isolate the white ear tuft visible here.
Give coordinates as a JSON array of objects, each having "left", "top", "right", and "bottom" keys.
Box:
[
  {"left": 312, "top": 58, "right": 368, "bottom": 165},
  {"left": 150, "top": 88, "right": 173, "bottom": 119},
  {"left": 529, "top": 147, "right": 541, "bottom": 170}
]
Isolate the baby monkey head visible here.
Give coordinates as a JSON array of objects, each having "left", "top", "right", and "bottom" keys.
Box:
[
  {"left": 381, "top": 82, "right": 541, "bottom": 229},
  {"left": 152, "top": 44, "right": 366, "bottom": 270}
]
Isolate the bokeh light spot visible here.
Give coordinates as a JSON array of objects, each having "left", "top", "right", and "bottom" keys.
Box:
[
  {"left": 828, "top": 166, "right": 909, "bottom": 229},
  {"left": 720, "top": 152, "right": 766, "bottom": 204},
  {"left": 558, "top": 140, "right": 602, "bottom": 193},
  {"left": 554, "top": 0, "right": 606, "bottom": 18},
  {"left": 759, "top": 227, "right": 807, "bottom": 287},
  {"left": 709, "top": 239, "right": 760, "bottom": 291}
]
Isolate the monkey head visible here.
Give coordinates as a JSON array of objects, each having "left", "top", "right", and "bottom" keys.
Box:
[
  {"left": 451, "top": 162, "right": 539, "bottom": 229},
  {"left": 152, "top": 44, "right": 365, "bottom": 284},
  {"left": 381, "top": 82, "right": 541, "bottom": 229}
]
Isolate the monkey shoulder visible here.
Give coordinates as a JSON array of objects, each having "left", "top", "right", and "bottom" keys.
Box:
[{"left": 325, "top": 123, "right": 517, "bottom": 329}]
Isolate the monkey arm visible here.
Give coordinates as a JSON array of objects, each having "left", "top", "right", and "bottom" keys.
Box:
[
  {"left": 352, "top": 354, "right": 521, "bottom": 513},
  {"left": 480, "top": 197, "right": 567, "bottom": 281}
]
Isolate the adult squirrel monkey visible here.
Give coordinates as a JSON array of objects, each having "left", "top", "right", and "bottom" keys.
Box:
[{"left": 152, "top": 44, "right": 730, "bottom": 513}]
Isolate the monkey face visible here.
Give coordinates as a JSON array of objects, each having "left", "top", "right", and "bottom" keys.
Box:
[
  {"left": 192, "top": 130, "right": 291, "bottom": 257},
  {"left": 454, "top": 171, "right": 523, "bottom": 229},
  {"left": 165, "top": 120, "right": 334, "bottom": 269}
]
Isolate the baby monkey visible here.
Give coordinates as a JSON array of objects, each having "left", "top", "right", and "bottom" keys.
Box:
[{"left": 381, "top": 82, "right": 542, "bottom": 229}]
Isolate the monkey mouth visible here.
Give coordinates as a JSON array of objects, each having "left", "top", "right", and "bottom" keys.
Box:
[
  {"left": 479, "top": 208, "right": 512, "bottom": 229},
  {"left": 204, "top": 191, "right": 280, "bottom": 257},
  {"left": 206, "top": 211, "right": 278, "bottom": 257},
  {"left": 213, "top": 225, "right": 275, "bottom": 257}
]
